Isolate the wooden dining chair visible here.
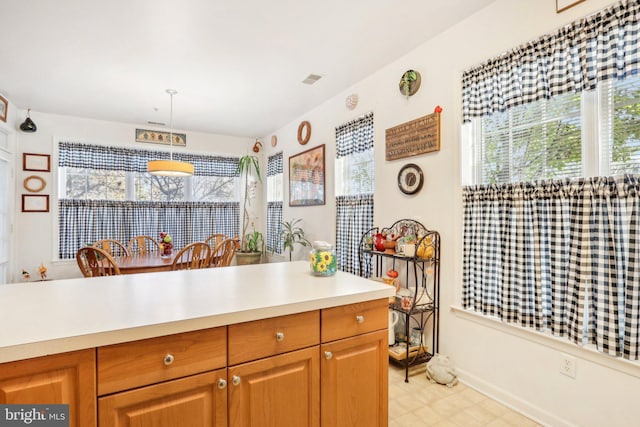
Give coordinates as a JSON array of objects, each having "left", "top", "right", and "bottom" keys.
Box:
[
  {"left": 209, "top": 238, "right": 237, "bottom": 268},
  {"left": 171, "top": 242, "right": 211, "bottom": 271},
  {"left": 127, "top": 235, "right": 160, "bottom": 255},
  {"left": 94, "top": 239, "right": 130, "bottom": 257},
  {"left": 205, "top": 234, "right": 227, "bottom": 251},
  {"left": 77, "top": 246, "right": 122, "bottom": 277}
]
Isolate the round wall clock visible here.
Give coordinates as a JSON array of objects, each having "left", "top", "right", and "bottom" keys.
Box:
[{"left": 397, "top": 163, "right": 424, "bottom": 195}]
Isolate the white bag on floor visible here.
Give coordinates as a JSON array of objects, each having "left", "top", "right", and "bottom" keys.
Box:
[{"left": 426, "top": 353, "right": 458, "bottom": 387}]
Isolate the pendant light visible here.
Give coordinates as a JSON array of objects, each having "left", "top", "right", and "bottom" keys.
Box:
[{"left": 147, "top": 89, "right": 194, "bottom": 176}]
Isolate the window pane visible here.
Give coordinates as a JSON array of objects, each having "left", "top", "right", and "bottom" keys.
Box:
[
  {"left": 63, "top": 167, "right": 126, "bottom": 200},
  {"left": 134, "top": 173, "right": 185, "bottom": 201},
  {"left": 480, "top": 93, "right": 582, "bottom": 184},
  {"left": 335, "top": 150, "right": 374, "bottom": 196},
  {"left": 192, "top": 176, "right": 237, "bottom": 202},
  {"left": 608, "top": 76, "right": 640, "bottom": 174}
]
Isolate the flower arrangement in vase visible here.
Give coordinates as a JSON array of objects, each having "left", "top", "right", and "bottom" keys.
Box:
[{"left": 159, "top": 232, "right": 173, "bottom": 256}]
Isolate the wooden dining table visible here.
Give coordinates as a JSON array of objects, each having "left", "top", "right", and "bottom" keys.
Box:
[{"left": 114, "top": 253, "right": 175, "bottom": 275}]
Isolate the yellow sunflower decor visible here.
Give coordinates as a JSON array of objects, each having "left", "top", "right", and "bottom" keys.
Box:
[{"left": 309, "top": 241, "right": 337, "bottom": 276}]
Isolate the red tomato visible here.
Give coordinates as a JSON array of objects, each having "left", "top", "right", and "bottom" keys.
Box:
[{"left": 387, "top": 269, "right": 399, "bottom": 278}]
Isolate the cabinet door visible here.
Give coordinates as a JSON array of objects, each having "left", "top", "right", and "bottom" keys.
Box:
[
  {"left": 0, "top": 349, "right": 96, "bottom": 427},
  {"left": 98, "top": 369, "right": 227, "bottom": 427},
  {"left": 228, "top": 346, "right": 319, "bottom": 427},
  {"left": 321, "top": 330, "right": 388, "bottom": 427}
]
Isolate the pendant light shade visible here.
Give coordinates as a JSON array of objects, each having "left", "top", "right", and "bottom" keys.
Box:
[{"left": 147, "top": 89, "right": 194, "bottom": 176}]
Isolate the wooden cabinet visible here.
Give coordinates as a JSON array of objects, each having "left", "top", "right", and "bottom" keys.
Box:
[
  {"left": 0, "top": 349, "right": 96, "bottom": 427},
  {"left": 228, "top": 347, "right": 319, "bottom": 427},
  {"left": 321, "top": 330, "right": 388, "bottom": 427},
  {"left": 98, "top": 369, "right": 227, "bottom": 427},
  {"left": 321, "top": 298, "right": 388, "bottom": 427}
]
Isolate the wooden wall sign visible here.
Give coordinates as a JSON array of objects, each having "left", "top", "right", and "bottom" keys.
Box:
[{"left": 385, "top": 111, "right": 440, "bottom": 161}]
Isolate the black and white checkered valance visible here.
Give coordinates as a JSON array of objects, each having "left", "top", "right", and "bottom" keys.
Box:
[
  {"left": 462, "top": 0, "right": 640, "bottom": 122},
  {"left": 335, "top": 112, "right": 374, "bottom": 158},
  {"left": 58, "top": 142, "right": 239, "bottom": 177},
  {"left": 267, "top": 152, "right": 283, "bottom": 177}
]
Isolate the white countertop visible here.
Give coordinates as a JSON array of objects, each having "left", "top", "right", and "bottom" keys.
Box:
[{"left": 0, "top": 261, "right": 393, "bottom": 363}]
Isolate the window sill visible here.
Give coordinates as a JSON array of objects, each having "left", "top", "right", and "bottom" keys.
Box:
[{"left": 450, "top": 305, "right": 640, "bottom": 379}]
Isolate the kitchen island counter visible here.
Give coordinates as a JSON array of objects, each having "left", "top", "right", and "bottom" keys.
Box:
[{"left": 0, "top": 261, "right": 393, "bottom": 363}]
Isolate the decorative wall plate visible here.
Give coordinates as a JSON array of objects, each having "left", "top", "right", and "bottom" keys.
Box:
[
  {"left": 271, "top": 135, "right": 278, "bottom": 147},
  {"left": 346, "top": 93, "right": 359, "bottom": 110},
  {"left": 297, "top": 121, "right": 311, "bottom": 145},
  {"left": 399, "top": 69, "right": 422, "bottom": 98}
]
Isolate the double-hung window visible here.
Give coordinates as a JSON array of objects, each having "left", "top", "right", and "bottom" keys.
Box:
[
  {"left": 461, "top": 0, "right": 640, "bottom": 361},
  {"left": 58, "top": 142, "right": 240, "bottom": 259},
  {"left": 335, "top": 112, "right": 374, "bottom": 276}
]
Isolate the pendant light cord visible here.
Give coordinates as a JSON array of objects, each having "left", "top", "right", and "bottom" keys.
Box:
[{"left": 168, "top": 90, "right": 175, "bottom": 161}]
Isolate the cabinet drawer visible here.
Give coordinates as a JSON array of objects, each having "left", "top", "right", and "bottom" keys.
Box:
[
  {"left": 97, "top": 327, "right": 226, "bottom": 396},
  {"left": 228, "top": 310, "right": 320, "bottom": 365},
  {"left": 321, "top": 298, "right": 387, "bottom": 343}
]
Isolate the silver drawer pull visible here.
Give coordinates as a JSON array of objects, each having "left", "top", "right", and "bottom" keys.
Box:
[
  {"left": 163, "top": 354, "right": 174, "bottom": 366},
  {"left": 232, "top": 375, "right": 241, "bottom": 386},
  {"left": 324, "top": 351, "right": 333, "bottom": 360},
  {"left": 218, "top": 378, "right": 227, "bottom": 389},
  {"left": 356, "top": 315, "right": 365, "bottom": 324},
  {"left": 275, "top": 332, "right": 285, "bottom": 342}
]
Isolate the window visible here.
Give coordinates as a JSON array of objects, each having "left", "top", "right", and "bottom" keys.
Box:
[
  {"left": 57, "top": 142, "right": 240, "bottom": 259},
  {"left": 266, "top": 152, "right": 283, "bottom": 254},
  {"left": 461, "top": 0, "right": 640, "bottom": 361},
  {"left": 335, "top": 112, "right": 374, "bottom": 276},
  {"left": 468, "top": 77, "right": 640, "bottom": 184}
]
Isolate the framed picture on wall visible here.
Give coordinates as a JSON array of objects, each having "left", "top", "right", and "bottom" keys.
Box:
[
  {"left": 289, "top": 144, "right": 325, "bottom": 207},
  {"left": 22, "top": 194, "right": 49, "bottom": 212},
  {"left": 556, "top": 0, "right": 585, "bottom": 13},
  {"left": 23, "top": 153, "right": 51, "bottom": 172}
]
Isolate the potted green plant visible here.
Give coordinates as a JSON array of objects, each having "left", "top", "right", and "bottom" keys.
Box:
[
  {"left": 235, "top": 154, "right": 263, "bottom": 265},
  {"left": 279, "top": 218, "right": 311, "bottom": 261}
]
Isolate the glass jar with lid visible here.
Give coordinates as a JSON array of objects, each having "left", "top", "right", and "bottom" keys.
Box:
[{"left": 309, "top": 241, "right": 337, "bottom": 276}]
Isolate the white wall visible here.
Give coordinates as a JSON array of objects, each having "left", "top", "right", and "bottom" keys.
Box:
[
  {"left": 263, "top": 0, "right": 639, "bottom": 425},
  {"left": 14, "top": 110, "right": 254, "bottom": 282}
]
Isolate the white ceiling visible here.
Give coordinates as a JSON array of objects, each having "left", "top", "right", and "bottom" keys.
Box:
[{"left": 0, "top": 0, "right": 494, "bottom": 138}]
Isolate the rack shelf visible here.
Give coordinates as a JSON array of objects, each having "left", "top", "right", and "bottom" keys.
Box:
[{"left": 358, "top": 219, "right": 440, "bottom": 383}]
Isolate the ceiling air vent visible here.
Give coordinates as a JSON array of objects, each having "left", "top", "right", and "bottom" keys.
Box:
[
  {"left": 147, "top": 121, "right": 166, "bottom": 126},
  {"left": 302, "top": 74, "right": 323, "bottom": 85}
]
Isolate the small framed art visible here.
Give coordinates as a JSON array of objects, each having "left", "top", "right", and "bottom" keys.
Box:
[
  {"left": 23, "top": 153, "right": 51, "bottom": 172},
  {"left": 556, "top": 0, "right": 585, "bottom": 13},
  {"left": 22, "top": 194, "right": 49, "bottom": 212}
]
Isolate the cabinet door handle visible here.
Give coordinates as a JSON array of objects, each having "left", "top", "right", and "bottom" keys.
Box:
[
  {"left": 232, "top": 375, "right": 241, "bottom": 386},
  {"left": 217, "top": 378, "right": 227, "bottom": 389},
  {"left": 356, "top": 315, "right": 365, "bottom": 324},
  {"left": 275, "top": 332, "right": 285, "bottom": 342},
  {"left": 163, "top": 354, "right": 174, "bottom": 366},
  {"left": 324, "top": 351, "right": 333, "bottom": 360}
]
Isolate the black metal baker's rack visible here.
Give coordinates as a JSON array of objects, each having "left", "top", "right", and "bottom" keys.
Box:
[{"left": 358, "top": 219, "right": 440, "bottom": 383}]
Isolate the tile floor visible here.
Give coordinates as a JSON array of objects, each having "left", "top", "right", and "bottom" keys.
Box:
[{"left": 388, "top": 364, "right": 543, "bottom": 427}]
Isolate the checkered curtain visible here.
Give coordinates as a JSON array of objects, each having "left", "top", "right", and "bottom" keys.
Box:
[
  {"left": 462, "top": 176, "right": 640, "bottom": 360},
  {"left": 266, "top": 153, "right": 284, "bottom": 254},
  {"left": 335, "top": 112, "right": 374, "bottom": 275},
  {"left": 336, "top": 195, "right": 374, "bottom": 276},
  {"left": 462, "top": 0, "right": 640, "bottom": 122},
  {"left": 59, "top": 142, "right": 239, "bottom": 176},
  {"left": 59, "top": 200, "right": 239, "bottom": 259}
]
